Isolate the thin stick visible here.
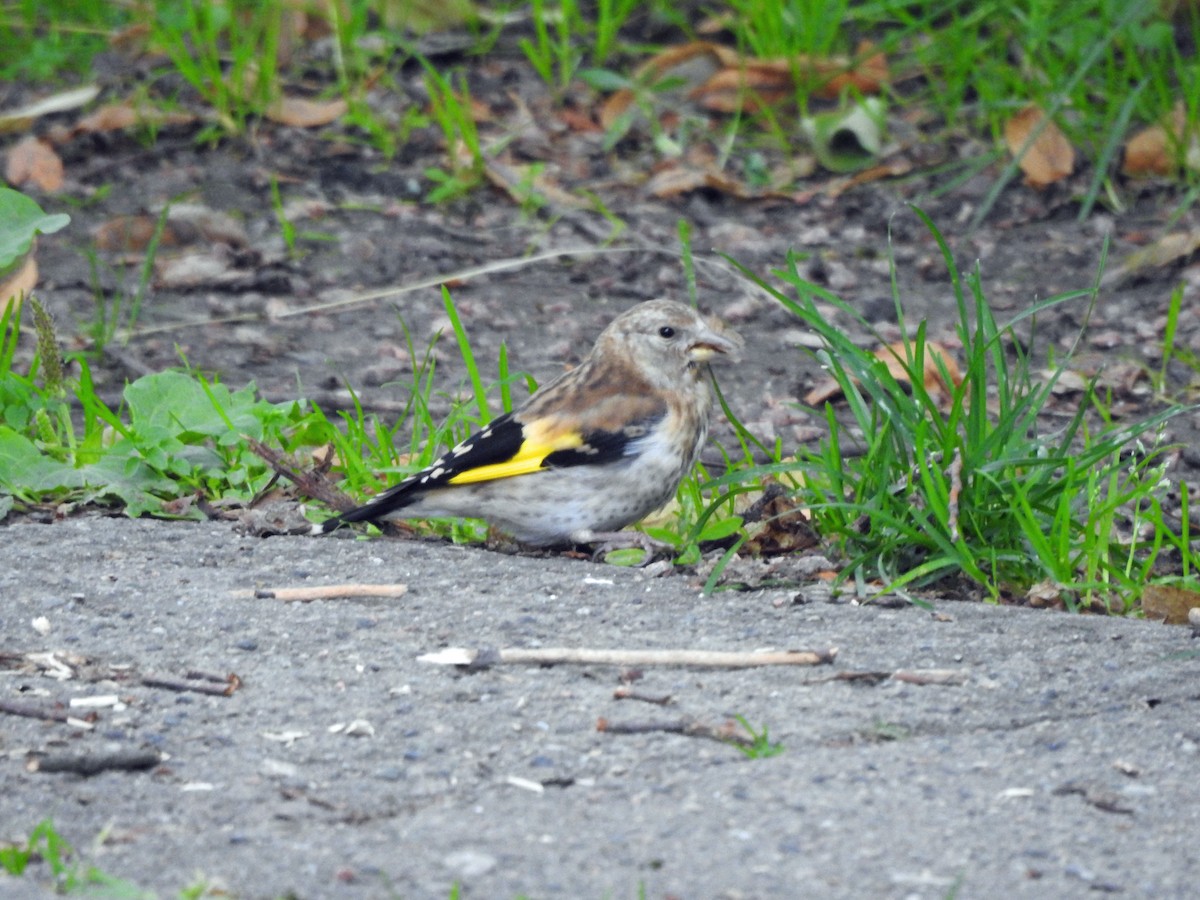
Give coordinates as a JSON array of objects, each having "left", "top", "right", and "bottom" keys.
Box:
[
  {"left": 596, "top": 717, "right": 752, "bottom": 747},
  {"left": 0, "top": 698, "right": 80, "bottom": 723},
  {"left": 804, "top": 668, "right": 969, "bottom": 686},
  {"left": 946, "top": 447, "right": 963, "bottom": 543},
  {"left": 141, "top": 673, "right": 242, "bottom": 696},
  {"left": 231, "top": 584, "right": 408, "bottom": 602},
  {"left": 419, "top": 646, "right": 838, "bottom": 669},
  {"left": 27, "top": 750, "right": 162, "bottom": 776},
  {"left": 613, "top": 688, "right": 674, "bottom": 705}
]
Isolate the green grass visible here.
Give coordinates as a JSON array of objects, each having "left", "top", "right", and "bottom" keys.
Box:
[
  {"left": 722, "top": 208, "right": 1191, "bottom": 611},
  {"left": 4, "top": 1, "right": 1199, "bottom": 205},
  {"left": 0, "top": 818, "right": 157, "bottom": 896},
  {"left": 732, "top": 715, "right": 785, "bottom": 758},
  {"left": 2, "top": 190, "right": 1195, "bottom": 601}
]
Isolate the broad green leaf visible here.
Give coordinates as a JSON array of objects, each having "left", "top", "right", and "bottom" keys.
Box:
[{"left": 0, "top": 188, "right": 70, "bottom": 275}]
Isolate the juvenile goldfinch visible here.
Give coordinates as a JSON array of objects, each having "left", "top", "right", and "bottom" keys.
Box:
[{"left": 312, "top": 299, "right": 743, "bottom": 555}]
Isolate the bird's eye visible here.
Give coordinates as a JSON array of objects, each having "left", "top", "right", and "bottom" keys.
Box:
[{"left": 658, "top": 326, "right": 676, "bottom": 339}]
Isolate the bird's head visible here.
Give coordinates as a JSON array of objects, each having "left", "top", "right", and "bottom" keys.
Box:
[{"left": 601, "top": 299, "right": 743, "bottom": 388}]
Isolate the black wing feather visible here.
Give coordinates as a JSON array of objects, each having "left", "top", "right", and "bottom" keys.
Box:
[
  {"left": 543, "top": 417, "right": 660, "bottom": 468},
  {"left": 328, "top": 413, "right": 525, "bottom": 526}
]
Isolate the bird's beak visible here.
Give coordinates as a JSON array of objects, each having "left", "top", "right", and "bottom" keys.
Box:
[{"left": 689, "top": 321, "right": 744, "bottom": 364}]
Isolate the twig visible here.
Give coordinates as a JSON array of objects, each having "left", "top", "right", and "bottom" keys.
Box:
[
  {"left": 27, "top": 750, "right": 162, "bottom": 776},
  {"left": 892, "top": 668, "right": 969, "bottom": 685},
  {"left": 804, "top": 668, "right": 969, "bottom": 686},
  {"left": 946, "top": 447, "right": 963, "bottom": 542},
  {"left": 0, "top": 698, "right": 85, "bottom": 723},
  {"left": 596, "top": 716, "right": 752, "bottom": 747},
  {"left": 141, "top": 672, "right": 242, "bottom": 696},
  {"left": 231, "top": 584, "right": 408, "bottom": 602},
  {"left": 613, "top": 688, "right": 674, "bottom": 705},
  {"left": 418, "top": 646, "right": 838, "bottom": 670},
  {"left": 246, "top": 438, "right": 354, "bottom": 515}
]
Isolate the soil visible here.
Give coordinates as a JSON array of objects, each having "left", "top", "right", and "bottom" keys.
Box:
[{"left": 4, "top": 31, "right": 1200, "bottom": 900}]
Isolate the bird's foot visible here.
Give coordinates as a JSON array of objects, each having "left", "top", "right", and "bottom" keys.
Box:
[{"left": 571, "top": 529, "right": 675, "bottom": 567}]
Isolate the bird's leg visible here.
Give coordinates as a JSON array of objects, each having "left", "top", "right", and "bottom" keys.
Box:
[{"left": 570, "top": 529, "right": 676, "bottom": 566}]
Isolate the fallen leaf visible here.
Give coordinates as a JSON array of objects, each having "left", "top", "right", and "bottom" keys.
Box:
[
  {"left": 483, "top": 156, "right": 591, "bottom": 210},
  {"left": 599, "top": 41, "right": 727, "bottom": 131},
  {"left": 804, "top": 340, "right": 962, "bottom": 409},
  {"left": 1123, "top": 123, "right": 1174, "bottom": 176},
  {"left": 644, "top": 161, "right": 747, "bottom": 198},
  {"left": 94, "top": 204, "right": 249, "bottom": 253},
  {"left": 1105, "top": 229, "right": 1200, "bottom": 284},
  {"left": 1122, "top": 103, "right": 1200, "bottom": 176},
  {"left": 0, "top": 254, "right": 37, "bottom": 315},
  {"left": 94, "top": 216, "right": 175, "bottom": 253},
  {"left": 695, "top": 42, "right": 888, "bottom": 111},
  {"left": 0, "top": 84, "right": 100, "bottom": 133},
  {"left": 73, "top": 101, "right": 197, "bottom": 136},
  {"left": 1140, "top": 583, "right": 1200, "bottom": 625},
  {"left": 825, "top": 157, "right": 915, "bottom": 197},
  {"left": 266, "top": 95, "right": 348, "bottom": 128},
  {"left": 5, "top": 136, "right": 65, "bottom": 192},
  {"left": 1004, "top": 105, "right": 1075, "bottom": 188},
  {"left": 740, "top": 481, "right": 818, "bottom": 556}
]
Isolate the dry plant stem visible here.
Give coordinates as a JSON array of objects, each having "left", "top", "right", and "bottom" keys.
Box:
[
  {"left": 892, "top": 668, "right": 968, "bottom": 685},
  {"left": 805, "top": 668, "right": 969, "bottom": 686},
  {"left": 596, "top": 716, "right": 753, "bottom": 747},
  {"left": 947, "top": 447, "right": 964, "bottom": 542},
  {"left": 231, "top": 584, "right": 409, "bottom": 602},
  {"left": 246, "top": 438, "right": 353, "bottom": 514},
  {"left": 613, "top": 688, "right": 674, "bottom": 705},
  {"left": 422, "top": 646, "right": 838, "bottom": 669},
  {"left": 141, "top": 672, "right": 241, "bottom": 696},
  {"left": 0, "top": 698, "right": 79, "bottom": 723},
  {"left": 27, "top": 750, "right": 162, "bottom": 776}
]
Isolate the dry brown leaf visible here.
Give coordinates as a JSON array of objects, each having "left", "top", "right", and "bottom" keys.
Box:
[
  {"left": 1141, "top": 584, "right": 1200, "bottom": 625},
  {"left": 599, "top": 41, "right": 728, "bottom": 131},
  {"left": 0, "top": 84, "right": 100, "bottom": 134},
  {"left": 1123, "top": 124, "right": 1174, "bottom": 176},
  {"left": 483, "top": 156, "right": 590, "bottom": 210},
  {"left": 1108, "top": 230, "right": 1200, "bottom": 283},
  {"left": 1122, "top": 104, "right": 1195, "bottom": 176},
  {"left": 643, "top": 158, "right": 821, "bottom": 202},
  {"left": 739, "top": 482, "right": 818, "bottom": 557},
  {"left": 804, "top": 340, "right": 962, "bottom": 409},
  {"left": 1004, "top": 105, "right": 1075, "bottom": 188},
  {"left": 693, "top": 64, "right": 794, "bottom": 113},
  {"left": 825, "top": 157, "right": 915, "bottom": 197},
  {"left": 94, "top": 205, "right": 249, "bottom": 254},
  {"left": 73, "top": 102, "right": 197, "bottom": 137},
  {"left": 695, "top": 42, "right": 888, "bottom": 111},
  {"left": 0, "top": 254, "right": 38, "bottom": 315},
  {"left": 644, "top": 161, "right": 746, "bottom": 198},
  {"left": 94, "top": 216, "right": 179, "bottom": 253},
  {"left": 4, "top": 136, "right": 65, "bottom": 192},
  {"left": 266, "top": 95, "right": 348, "bottom": 128}
]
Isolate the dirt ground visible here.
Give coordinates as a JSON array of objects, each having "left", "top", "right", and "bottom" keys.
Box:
[{"left": 4, "top": 36, "right": 1200, "bottom": 899}]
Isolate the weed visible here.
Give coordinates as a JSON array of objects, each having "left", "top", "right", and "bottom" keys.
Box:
[
  {"left": 0, "top": 0, "right": 123, "bottom": 81},
  {"left": 730, "top": 208, "right": 1185, "bottom": 610},
  {"left": 520, "top": 0, "right": 582, "bottom": 94},
  {"left": 421, "top": 63, "right": 486, "bottom": 203},
  {"left": 149, "top": 1, "right": 282, "bottom": 137},
  {"left": 0, "top": 819, "right": 150, "bottom": 895},
  {"left": 732, "top": 715, "right": 785, "bottom": 758}
]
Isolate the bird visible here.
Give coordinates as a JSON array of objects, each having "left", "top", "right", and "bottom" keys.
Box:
[{"left": 311, "top": 298, "right": 743, "bottom": 557}]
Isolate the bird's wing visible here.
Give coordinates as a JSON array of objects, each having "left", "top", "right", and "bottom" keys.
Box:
[
  {"left": 326, "top": 390, "right": 667, "bottom": 526},
  {"left": 447, "top": 397, "right": 666, "bottom": 483}
]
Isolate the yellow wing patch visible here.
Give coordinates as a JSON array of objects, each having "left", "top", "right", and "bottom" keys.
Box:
[{"left": 447, "top": 422, "right": 583, "bottom": 485}]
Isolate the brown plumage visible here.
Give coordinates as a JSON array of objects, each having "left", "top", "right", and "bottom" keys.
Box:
[{"left": 313, "top": 299, "right": 742, "bottom": 554}]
